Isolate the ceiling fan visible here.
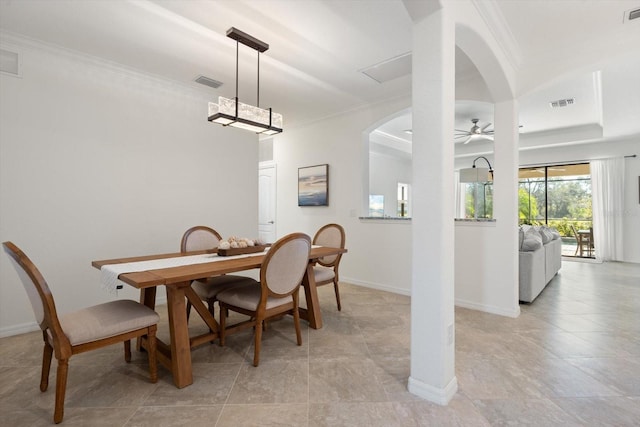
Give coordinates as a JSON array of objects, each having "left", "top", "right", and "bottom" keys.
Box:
[{"left": 454, "top": 118, "right": 494, "bottom": 144}]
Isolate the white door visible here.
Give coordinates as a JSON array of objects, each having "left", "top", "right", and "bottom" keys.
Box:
[{"left": 258, "top": 163, "right": 277, "bottom": 243}]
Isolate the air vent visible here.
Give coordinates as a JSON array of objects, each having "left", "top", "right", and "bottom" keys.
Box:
[
  {"left": 550, "top": 98, "right": 575, "bottom": 108},
  {"left": 623, "top": 7, "right": 640, "bottom": 22},
  {"left": 0, "top": 48, "right": 20, "bottom": 76},
  {"left": 360, "top": 52, "right": 411, "bottom": 84},
  {"left": 194, "top": 75, "right": 223, "bottom": 89}
]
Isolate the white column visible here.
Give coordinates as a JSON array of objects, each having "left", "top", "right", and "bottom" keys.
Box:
[
  {"left": 492, "top": 99, "right": 520, "bottom": 314},
  {"left": 407, "top": 5, "right": 458, "bottom": 404}
]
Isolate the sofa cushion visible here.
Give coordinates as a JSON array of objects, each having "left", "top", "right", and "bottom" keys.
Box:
[
  {"left": 521, "top": 231, "right": 543, "bottom": 251},
  {"left": 534, "top": 226, "right": 554, "bottom": 244}
]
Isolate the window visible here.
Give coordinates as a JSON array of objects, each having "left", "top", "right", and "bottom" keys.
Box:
[
  {"left": 397, "top": 183, "right": 410, "bottom": 217},
  {"left": 462, "top": 182, "right": 493, "bottom": 219},
  {"left": 369, "top": 195, "right": 384, "bottom": 217}
]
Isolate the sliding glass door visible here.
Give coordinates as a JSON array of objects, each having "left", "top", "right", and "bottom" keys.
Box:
[{"left": 519, "top": 163, "right": 592, "bottom": 255}]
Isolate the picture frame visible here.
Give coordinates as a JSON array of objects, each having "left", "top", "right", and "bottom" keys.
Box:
[{"left": 298, "top": 164, "right": 329, "bottom": 206}]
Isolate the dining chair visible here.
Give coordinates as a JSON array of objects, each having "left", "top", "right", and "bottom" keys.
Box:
[
  {"left": 182, "top": 226, "right": 258, "bottom": 322},
  {"left": 216, "top": 233, "right": 311, "bottom": 367},
  {"left": 312, "top": 223, "right": 346, "bottom": 311},
  {"left": 2, "top": 241, "right": 159, "bottom": 424},
  {"left": 570, "top": 225, "right": 591, "bottom": 257}
]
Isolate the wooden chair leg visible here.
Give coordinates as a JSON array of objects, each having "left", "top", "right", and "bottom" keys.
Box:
[
  {"left": 207, "top": 299, "right": 216, "bottom": 336},
  {"left": 253, "top": 319, "right": 263, "bottom": 367},
  {"left": 292, "top": 306, "right": 302, "bottom": 346},
  {"left": 219, "top": 304, "right": 227, "bottom": 347},
  {"left": 124, "top": 340, "right": 132, "bottom": 362},
  {"left": 333, "top": 280, "right": 342, "bottom": 311},
  {"left": 41, "top": 341, "right": 53, "bottom": 392},
  {"left": 147, "top": 326, "right": 158, "bottom": 383},
  {"left": 53, "top": 358, "right": 69, "bottom": 424}
]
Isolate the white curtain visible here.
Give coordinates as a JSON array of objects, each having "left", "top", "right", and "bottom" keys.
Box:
[
  {"left": 454, "top": 171, "right": 466, "bottom": 218},
  {"left": 590, "top": 157, "right": 625, "bottom": 261}
]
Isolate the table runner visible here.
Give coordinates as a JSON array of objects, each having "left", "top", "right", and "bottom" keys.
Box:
[{"left": 100, "top": 251, "right": 266, "bottom": 294}]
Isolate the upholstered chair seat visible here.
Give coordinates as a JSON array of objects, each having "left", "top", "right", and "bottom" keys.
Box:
[
  {"left": 56, "top": 300, "right": 159, "bottom": 346},
  {"left": 191, "top": 275, "right": 257, "bottom": 301},
  {"left": 312, "top": 265, "right": 335, "bottom": 283}
]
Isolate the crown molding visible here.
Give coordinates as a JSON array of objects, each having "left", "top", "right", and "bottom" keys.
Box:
[
  {"left": 0, "top": 30, "right": 211, "bottom": 101},
  {"left": 470, "top": 0, "right": 523, "bottom": 71}
]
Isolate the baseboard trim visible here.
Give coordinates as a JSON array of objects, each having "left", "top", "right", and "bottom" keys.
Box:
[
  {"left": 407, "top": 375, "right": 458, "bottom": 405},
  {"left": 340, "top": 276, "right": 411, "bottom": 296},
  {"left": 455, "top": 298, "right": 521, "bottom": 318},
  {"left": 0, "top": 321, "right": 40, "bottom": 338},
  {"left": 341, "top": 278, "right": 521, "bottom": 318}
]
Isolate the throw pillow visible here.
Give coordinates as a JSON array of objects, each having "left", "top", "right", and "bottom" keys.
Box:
[
  {"left": 534, "top": 226, "right": 553, "bottom": 244},
  {"left": 521, "top": 231, "right": 543, "bottom": 251}
]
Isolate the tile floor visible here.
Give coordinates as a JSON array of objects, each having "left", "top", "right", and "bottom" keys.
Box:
[{"left": 1, "top": 259, "right": 639, "bottom": 426}]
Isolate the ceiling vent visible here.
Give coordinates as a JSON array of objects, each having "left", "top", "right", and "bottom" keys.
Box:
[
  {"left": 195, "top": 75, "right": 223, "bottom": 89},
  {"left": 623, "top": 7, "right": 640, "bottom": 22},
  {"left": 360, "top": 52, "right": 412, "bottom": 83},
  {"left": 0, "top": 48, "right": 21, "bottom": 76},
  {"left": 550, "top": 98, "right": 575, "bottom": 108}
]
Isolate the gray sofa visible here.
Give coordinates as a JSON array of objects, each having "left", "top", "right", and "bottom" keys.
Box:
[{"left": 519, "top": 225, "right": 562, "bottom": 303}]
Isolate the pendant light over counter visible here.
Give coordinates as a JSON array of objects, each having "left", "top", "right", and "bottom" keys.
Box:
[{"left": 208, "top": 27, "right": 283, "bottom": 135}]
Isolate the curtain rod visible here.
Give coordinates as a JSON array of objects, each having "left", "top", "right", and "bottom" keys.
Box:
[{"left": 520, "top": 154, "right": 636, "bottom": 168}]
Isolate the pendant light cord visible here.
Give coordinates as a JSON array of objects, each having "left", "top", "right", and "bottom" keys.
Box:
[{"left": 235, "top": 40, "right": 239, "bottom": 117}]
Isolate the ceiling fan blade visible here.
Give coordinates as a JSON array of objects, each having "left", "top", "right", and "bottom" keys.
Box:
[
  {"left": 454, "top": 129, "right": 469, "bottom": 133},
  {"left": 481, "top": 123, "right": 492, "bottom": 131},
  {"left": 462, "top": 136, "right": 472, "bottom": 144},
  {"left": 455, "top": 135, "right": 469, "bottom": 140}
]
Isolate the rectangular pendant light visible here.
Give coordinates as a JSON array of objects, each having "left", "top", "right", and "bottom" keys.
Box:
[
  {"left": 207, "top": 28, "right": 283, "bottom": 135},
  {"left": 208, "top": 97, "right": 283, "bottom": 134}
]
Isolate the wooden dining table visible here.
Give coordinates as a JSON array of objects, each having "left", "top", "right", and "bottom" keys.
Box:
[{"left": 92, "top": 245, "right": 346, "bottom": 388}]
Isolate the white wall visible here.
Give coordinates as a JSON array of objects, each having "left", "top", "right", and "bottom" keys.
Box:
[
  {"left": 273, "top": 97, "right": 413, "bottom": 295},
  {"left": 0, "top": 38, "right": 258, "bottom": 336}
]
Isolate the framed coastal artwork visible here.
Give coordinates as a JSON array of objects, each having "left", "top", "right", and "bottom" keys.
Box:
[{"left": 298, "top": 164, "right": 329, "bottom": 206}]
